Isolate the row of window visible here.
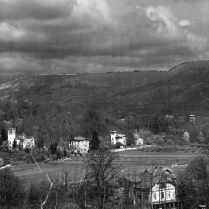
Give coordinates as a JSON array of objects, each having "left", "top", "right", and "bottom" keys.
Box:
[
  {"left": 153, "top": 191, "right": 171, "bottom": 200},
  {"left": 135, "top": 191, "right": 172, "bottom": 201}
]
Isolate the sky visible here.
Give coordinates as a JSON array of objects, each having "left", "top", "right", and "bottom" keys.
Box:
[{"left": 0, "top": 0, "right": 209, "bottom": 83}]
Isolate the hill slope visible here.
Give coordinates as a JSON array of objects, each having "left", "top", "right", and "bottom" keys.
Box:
[
  {"left": 0, "top": 71, "right": 167, "bottom": 110},
  {"left": 104, "top": 60, "right": 209, "bottom": 116},
  {"left": 1, "top": 60, "right": 209, "bottom": 117}
]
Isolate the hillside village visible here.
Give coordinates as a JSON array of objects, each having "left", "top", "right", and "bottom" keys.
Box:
[
  {"left": 0, "top": 124, "right": 185, "bottom": 209},
  {"left": 0, "top": 96, "right": 208, "bottom": 208},
  {"left": 1, "top": 0, "right": 209, "bottom": 206}
]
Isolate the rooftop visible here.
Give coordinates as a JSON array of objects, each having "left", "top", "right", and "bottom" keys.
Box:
[
  {"left": 116, "top": 134, "right": 126, "bottom": 138},
  {"left": 70, "top": 136, "right": 89, "bottom": 141}
]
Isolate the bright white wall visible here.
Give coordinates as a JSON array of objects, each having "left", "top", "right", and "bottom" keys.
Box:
[
  {"left": 150, "top": 183, "right": 176, "bottom": 203},
  {"left": 8, "top": 129, "right": 16, "bottom": 147}
]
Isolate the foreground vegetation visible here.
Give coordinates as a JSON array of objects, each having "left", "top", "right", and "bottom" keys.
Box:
[{"left": 0, "top": 147, "right": 208, "bottom": 209}]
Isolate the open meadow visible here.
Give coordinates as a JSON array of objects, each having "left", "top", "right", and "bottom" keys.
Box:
[{"left": 12, "top": 149, "right": 203, "bottom": 187}]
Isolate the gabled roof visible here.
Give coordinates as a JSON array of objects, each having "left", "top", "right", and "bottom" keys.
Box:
[
  {"left": 118, "top": 166, "right": 176, "bottom": 189},
  {"left": 15, "top": 134, "right": 34, "bottom": 141},
  {"left": 115, "top": 134, "right": 126, "bottom": 138},
  {"left": 8, "top": 127, "right": 15, "bottom": 130},
  {"left": 70, "top": 136, "right": 89, "bottom": 141}
]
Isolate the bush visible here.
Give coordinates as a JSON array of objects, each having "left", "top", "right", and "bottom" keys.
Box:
[
  {"left": 35, "top": 154, "right": 45, "bottom": 162},
  {"left": 0, "top": 168, "right": 26, "bottom": 208},
  {"left": 23, "top": 155, "right": 35, "bottom": 164},
  {"left": 166, "top": 139, "right": 173, "bottom": 145},
  {"left": 49, "top": 154, "right": 57, "bottom": 161},
  {"left": 15, "top": 151, "right": 27, "bottom": 161},
  {"left": 3, "top": 158, "right": 10, "bottom": 165},
  {"left": 27, "top": 181, "right": 69, "bottom": 209},
  {"left": 27, "top": 181, "right": 50, "bottom": 209}
]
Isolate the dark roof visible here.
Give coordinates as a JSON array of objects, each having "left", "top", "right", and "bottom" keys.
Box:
[
  {"left": 115, "top": 134, "right": 126, "bottom": 138},
  {"left": 70, "top": 136, "right": 89, "bottom": 141},
  {"left": 8, "top": 127, "right": 15, "bottom": 130},
  {"left": 118, "top": 166, "right": 176, "bottom": 189}
]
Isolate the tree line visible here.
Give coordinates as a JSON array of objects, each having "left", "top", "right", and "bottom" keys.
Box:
[{"left": 1, "top": 148, "right": 209, "bottom": 209}]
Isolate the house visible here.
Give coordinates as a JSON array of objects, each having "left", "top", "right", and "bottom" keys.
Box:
[
  {"left": 16, "top": 134, "right": 35, "bottom": 149},
  {"left": 117, "top": 167, "right": 181, "bottom": 209},
  {"left": 69, "top": 136, "right": 89, "bottom": 153},
  {"left": 135, "top": 137, "right": 143, "bottom": 146},
  {"left": 8, "top": 128, "right": 35, "bottom": 149},
  {"left": 110, "top": 131, "right": 126, "bottom": 146}
]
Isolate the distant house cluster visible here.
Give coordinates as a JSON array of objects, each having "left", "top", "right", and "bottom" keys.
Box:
[{"left": 8, "top": 128, "right": 35, "bottom": 149}]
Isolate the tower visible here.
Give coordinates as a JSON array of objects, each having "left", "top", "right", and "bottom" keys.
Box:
[
  {"left": 189, "top": 114, "right": 195, "bottom": 124},
  {"left": 8, "top": 128, "right": 16, "bottom": 147},
  {"left": 110, "top": 131, "right": 117, "bottom": 144}
]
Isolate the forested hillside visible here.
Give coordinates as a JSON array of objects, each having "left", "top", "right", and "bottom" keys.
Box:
[{"left": 1, "top": 60, "right": 209, "bottom": 146}]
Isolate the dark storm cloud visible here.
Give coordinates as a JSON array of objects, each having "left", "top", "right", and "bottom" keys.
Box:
[
  {"left": 0, "top": 0, "right": 209, "bottom": 82},
  {"left": 0, "top": 0, "right": 74, "bottom": 21}
]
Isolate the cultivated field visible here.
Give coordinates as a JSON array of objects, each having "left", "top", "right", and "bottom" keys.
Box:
[{"left": 116, "top": 149, "right": 202, "bottom": 166}]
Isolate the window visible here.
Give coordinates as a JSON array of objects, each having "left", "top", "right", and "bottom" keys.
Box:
[
  {"left": 154, "top": 193, "right": 157, "bottom": 200},
  {"left": 9, "top": 130, "right": 12, "bottom": 134},
  {"left": 136, "top": 191, "right": 141, "bottom": 199},
  {"left": 168, "top": 191, "right": 171, "bottom": 198},
  {"left": 161, "top": 192, "right": 164, "bottom": 199}
]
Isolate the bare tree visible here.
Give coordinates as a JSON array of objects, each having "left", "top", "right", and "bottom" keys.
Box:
[{"left": 80, "top": 148, "right": 120, "bottom": 209}]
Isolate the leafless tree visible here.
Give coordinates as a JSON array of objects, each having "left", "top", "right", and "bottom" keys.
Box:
[{"left": 79, "top": 148, "right": 120, "bottom": 209}]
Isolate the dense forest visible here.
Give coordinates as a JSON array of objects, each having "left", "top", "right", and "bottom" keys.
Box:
[{"left": 1, "top": 98, "right": 209, "bottom": 150}]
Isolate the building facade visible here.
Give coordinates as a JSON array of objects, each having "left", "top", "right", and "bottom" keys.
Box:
[
  {"left": 135, "top": 137, "right": 144, "bottom": 146},
  {"left": 110, "top": 131, "right": 126, "bottom": 146},
  {"left": 69, "top": 136, "right": 89, "bottom": 153},
  {"left": 117, "top": 167, "right": 181, "bottom": 209},
  {"left": 8, "top": 128, "right": 35, "bottom": 149}
]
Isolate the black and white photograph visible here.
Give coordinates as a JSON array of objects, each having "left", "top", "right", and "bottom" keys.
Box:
[{"left": 0, "top": 0, "right": 208, "bottom": 208}]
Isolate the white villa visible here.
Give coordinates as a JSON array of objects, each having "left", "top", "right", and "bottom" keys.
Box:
[
  {"left": 8, "top": 128, "right": 35, "bottom": 149},
  {"left": 151, "top": 182, "right": 176, "bottom": 204},
  {"left": 69, "top": 136, "right": 89, "bottom": 153},
  {"left": 110, "top": 131, "right": 126, "bottom": 146},
  {"left": 118, "top": 167, "right": 181, "bottom": 209}
]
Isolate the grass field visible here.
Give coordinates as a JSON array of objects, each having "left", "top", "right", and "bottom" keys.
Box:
[
  {"left": 117, "top": 150, "right": 201, "bottom": 157},
  {"left": 117, "top": 149, "right": 202, "bottom": 166},
  {"left": 11, "top": 150, "right": 203, "bottom": 187}
]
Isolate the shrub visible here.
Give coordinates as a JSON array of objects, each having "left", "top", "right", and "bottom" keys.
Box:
[
  {"left": 27, "top": 181, "right": 70, "bottom": 209},
  {"left": 24, "top": 155, "right": 35, "bottom": 164},
  {"left": 49, "top": 154, "right": 57, "bottom": 161},
  {"left": 0, "top": 168, "right": 26, "bottom": 208},
  {"left": 166, "top": 138, "right": 173, "bottom": 145},
  {"left": 35, "top": 154, "right": 45, "bottom": 162}
]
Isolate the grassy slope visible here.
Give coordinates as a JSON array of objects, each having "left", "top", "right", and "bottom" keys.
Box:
[
  {"left": 103, "top": 60, "right": 209, "bottom": 116},
  {"left": 0, "top": 71, "right": 167, "bottom": 114},
  {"left": 1, "top": 60, "right": 209, "bottom": 116}
]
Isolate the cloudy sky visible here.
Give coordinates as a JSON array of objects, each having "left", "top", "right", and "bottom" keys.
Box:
[{"left": 0, "top": 0, "right": 209, "bottom": 83}]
